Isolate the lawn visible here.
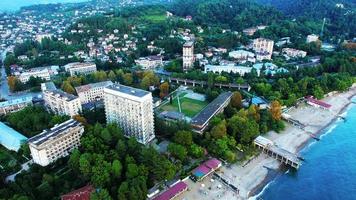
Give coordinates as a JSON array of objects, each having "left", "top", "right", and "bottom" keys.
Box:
[{"left": 159, "top": 93, "right": 208, "bottom": 118}]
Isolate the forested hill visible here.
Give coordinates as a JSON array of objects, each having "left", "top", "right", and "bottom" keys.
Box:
[{"left": 170, "top": 0, "right": 283, "bottom": 31}]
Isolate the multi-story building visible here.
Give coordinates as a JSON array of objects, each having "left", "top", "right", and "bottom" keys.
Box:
[
  {"left": 135, "top": 55, "right": 163, "bottom": 70},
  {"left": 64, "top": 62, "right": 97, "bottom": 76},
  {"left": 204, "top": 64, "right": 259, "bottom": 76},
  {"left": 41, "top": 82, "right": 57, "bottom": 92},
  {"left": 252, "top": 38, "right": 274, "bottom": 60},
  {"left": 228, "top": 50, "right": 256, "bottom": 63},
  {"left": 18, "top": 67, "right": 51, "bottom": 83},
  {"left": 282, "top": 48, "right": 307, "bottom": 58},
  {"left": 75, "top": 80, "right": 113, "bottom": 104},
  {"left": 43, "top": 89, "right": 82, "bottom": 117},
  {"left": 104, "top": 84, "right": 155, "bottom": 145},
  {"left": 306, "top": 34, "right": 319, "bottom": 43},
  {"left": 183, "top": 41, "right": 194, "bottom": 71},
  {"left": 0, "top": 96, "right": 33, "bottom": 115},
  {"left": 28, "top": 119, "right": 84, "bottom": 166}
]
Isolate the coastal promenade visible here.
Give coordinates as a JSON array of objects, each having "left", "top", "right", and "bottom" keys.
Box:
[{"left": 218, "top": 85, "right": 356, "bottom": 199}]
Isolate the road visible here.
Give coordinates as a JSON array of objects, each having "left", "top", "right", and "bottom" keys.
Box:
[{"left": 0, "top": 49, "right": 41, "bottom": 100}]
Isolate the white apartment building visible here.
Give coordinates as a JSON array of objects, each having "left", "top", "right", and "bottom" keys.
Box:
[
  {"left": 64, "top": 62, "right": 97, "bottom": 76},
  {"left": 306, "top": 34, "right": 319, "bottom": 43},
  {"left": 282, "top": 48, "right": 307, "bottom": 58},
  {"left": 43, "top": 89, "right": 82, "bottom": 117},
  {"left": 0, "top": 96, "right": 33, "bottom": 115},
  {"left": 75, "top": 80, "right": 113, "bottom": 104},
  {"left": 18, "top": 67, "right": 51, "bottom": 83},
  {"left": 135, "top": 55, "right": 163, "bottom": 70},
  {"left": 104, "top": 84, "right": 155, "bottom": 145},
  {"left": 204, "top": 64, "right": 259, "bottom": 76},
  {"left": 28, "top": 119, "right": 84, "bottom": 166},
  {"left": 183, "top": 41, "right": 194, "bottom": 71},
  {"left": 229, "top": 50, "right": 256, "bottom": 63},
  {"left": 252, "top": 38, "right": 274, "bottom": 60}
]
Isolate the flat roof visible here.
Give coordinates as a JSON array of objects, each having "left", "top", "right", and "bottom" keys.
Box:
[
  {"left": 0, "top": 96, "right": 32, "bottom": 108},
  {"left": 105, "top": 84, "right": 150, "bottom": 98},
  {"left": 0, "top": 122, "right": 28, "bottom": 151},
  {"left": 45, "top": 89, "right": 78, "bottom": 101},
  {"left": 28, "top": 119, "right": 81, "bottom": 146},
  {"left": 153, "top": 181, "right": 187, "bottom": 200},
  {"left": 75, "top": 81, "right": 113, "bottom": 94},
  {"left": 191, "top": 92, "right": 232, "bottom": 127}
]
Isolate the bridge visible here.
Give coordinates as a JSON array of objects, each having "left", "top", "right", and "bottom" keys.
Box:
[{"left": 168, "top": 77, "right": 251, "bottom": 91}]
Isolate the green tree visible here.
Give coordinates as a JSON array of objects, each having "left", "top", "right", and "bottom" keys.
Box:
[
  {"left": 230, "top": 91, "right": 243, "bottom": 109},
  {"left": 174, "top": 130, "right": 193, "bottom": 146}
]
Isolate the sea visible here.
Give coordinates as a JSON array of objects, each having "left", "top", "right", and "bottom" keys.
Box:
[
  {"left": 256, "top": 99, "right": 356, "bottom": 200},
  {"left": 0, "top": 0, "right": 88, "bottom": 12}
]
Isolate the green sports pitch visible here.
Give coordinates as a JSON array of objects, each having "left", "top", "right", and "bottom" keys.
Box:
[{"left": 159, "top": 92, "right": 208, "bottom": 118}]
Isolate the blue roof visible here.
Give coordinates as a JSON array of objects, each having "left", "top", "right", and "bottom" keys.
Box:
[
  {"left": 0, "top": 96, "right": 32, "bottom": 108},
  {"left": 0, "top": 122, "right": 28, "bottom": 151},
  {"left": 252, "top": 97, "right": 268, "bottom": 105}
]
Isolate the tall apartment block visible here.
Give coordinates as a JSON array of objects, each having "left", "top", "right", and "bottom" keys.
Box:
[
  {"left": 43, "top": 89, "right": 82, "bottom": 117},
  {"left": 75, "top": 80, "right": 113, "bottom": 104},
  {"left": 252, "top": 38, "right": 274, "bottom": 60},
  {"left": 104, "top": 84, "right": 155, "bottom": 145},
  {"left": 183, "top": 41, "right": 194, "bottom": 71},
  {"left": 28, "top": 119, "right": 84, "bottom": 166},
  {"left": 64, "top": 62, "right": 97, "bottom": 76}
]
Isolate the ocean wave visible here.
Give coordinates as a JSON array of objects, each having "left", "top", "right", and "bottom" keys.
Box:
[{"left": 248, "top": 180, "right": 275, "bottom": 200}]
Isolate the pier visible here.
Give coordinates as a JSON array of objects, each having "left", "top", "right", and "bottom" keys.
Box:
[{"left": 254, "top": 136, "right": 302, "bottom": 169}]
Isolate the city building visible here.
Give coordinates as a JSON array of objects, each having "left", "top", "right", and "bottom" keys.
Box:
[
  {"left": 253, "top": 62, "right": 289, "bottom": 76},
  {"left": 204, "top": 64, "right": 257, "bottom": 76},
  {"left": 43, "top": 89, "right": 82, "bottom": 117},
  {"left": 0, "top": 122, "right": 28, "bottom": 151},
  {"left": 191, "top": 92, "right": 232, "bottom": 133},
  {"left": 152, "top": 181, "right": 188, "bottom": 200},
  {"left": 75, "top": 80, "right": 113, "bottom": 104},
  {"left": 28, "top": 119, "right": 84, "bottom": 166},
  {"left": 252, "top": 38, "right": 274, "bottom": 60},
  {"left": 243, "top": 27, "right": 258, "bottom": 36},
  {"left": 183, "top": 41, "right": 194, "bottom": 71},
  {"left": 191, "top": 158, "right": 222, "bottom": 182},
  {"left": 0, "top": 96, "right": 33, "bottom": 115},
  {"left": 306, "top": 34, "right": 319, "bottom": 43},
  {"left": 228, "top": 50, "right": 256, "bottom": 63},
  {"left": 17, "top": 67, "right": 51, "bottom": 83},
  {"left": 64, "top": 62, "right": 97, "bottom": 76},
  {"left": 104, "top": 84, "right": 155, "bottom": 144},
  {"left": 41, "top": 82, "right": 57, "bottom": 92},
  {"left": 135, "top": 55, "right": 163, "bottom": 70},
  {"left": 282, "top": 48, "right": 307, "bottom": 58}
]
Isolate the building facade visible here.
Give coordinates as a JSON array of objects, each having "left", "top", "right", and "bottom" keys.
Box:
[
  {"left": 28, "top": 119, "right": 84, "bottom": 166},
  {"left": 18, "top": 67, "right": 51, "bottom": 83},
  {"left": 252, "top": 38, "right": 274, "bottom": 60},
  {"left": 64, "top": 62, "right": 97, "bottom": 76},
  {"left": 75, "top": 81, "right": 113, "bottom": 104},
  {"left": 204, "top": 64, "right": 256, "bottom": 76},
  {"left": 135, "top": 55, "right": 163, "bottom": 70},
  {"left": 104, "top": 84, "right": 155, "bottom": 145},
  {"left": 183, "top": 41, "right": 194, "bottom": 71},
  {"left": 0, "top": 96, "right": 33, "bottom": 115},
  {"left": 282, "top": 48, "right": 307, "bottom": 58},
  {"left": 43, "top": 89, "right": 82, "bottom": 117}
]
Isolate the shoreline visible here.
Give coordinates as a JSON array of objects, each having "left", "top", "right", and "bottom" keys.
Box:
[{"left": 246, "top": 87, "right": 356, "bottom": 199}]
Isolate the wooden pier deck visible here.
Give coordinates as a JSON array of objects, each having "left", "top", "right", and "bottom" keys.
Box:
[{"left": 254, "top": 136, "right": 302, "bottom": 169}]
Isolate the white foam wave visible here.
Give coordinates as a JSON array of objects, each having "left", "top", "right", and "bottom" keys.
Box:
[{"left": 248, "top": 180, "right": 275, "bottom": 200}]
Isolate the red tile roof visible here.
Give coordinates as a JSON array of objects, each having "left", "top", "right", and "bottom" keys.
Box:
[
  {"left": 153, "top": 181, "right": 188, "bottom": 200},
  {"left": 61, "top": 185, "right": 94, "bottom": 200},
  {"left": 305, "top": 96, "right": 332, "bottom": 109}
]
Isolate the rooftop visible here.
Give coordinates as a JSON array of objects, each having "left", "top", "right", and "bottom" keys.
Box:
[
  {"left": 153, "top": 181, "right": 188, "bottom": 200},
  {"left": 28, "top": 119, "right": 82, "bottom": 146},
  {"left": 191, "top": 92, "right": 232, "bottom": 128},
  {"left": 0, "top": 96, "right": 32, "bottom": 108},
  {"left": 45, "top": 89, "right": 78, "bottom": 101},
  {"left": 0, "top": 122, "right": 28, "bottom": 151},
  {"left": 75, "top": 81, "right": 113, "bottom": 94},
  {"left": 61, "top": 185, "right": 94, "bottom": 200},
  {"left": 183, "top": 41, "right": 194, "bottom": 47},
  {"left": 105, "top": 84, "right": 151, "bottom": 98}
]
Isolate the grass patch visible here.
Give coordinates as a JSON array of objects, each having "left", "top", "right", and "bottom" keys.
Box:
[
  {"left": 159, "top": 93, "right": 208, "bottom": 118},
  {"left": 141, "top": 14, "right": 166, "bottom": 23}
]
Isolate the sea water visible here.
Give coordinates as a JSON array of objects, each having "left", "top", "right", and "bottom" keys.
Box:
[
  {"left": 0, "top": 0, "right": 88, "bottom": 12},
  {"left": 259, "top": 102, "right": 356, "bottom": 200}
]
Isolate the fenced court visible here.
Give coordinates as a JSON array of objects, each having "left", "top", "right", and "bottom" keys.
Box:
[{"left": 158, "top": 90, "right": 208, "bottom": 118}]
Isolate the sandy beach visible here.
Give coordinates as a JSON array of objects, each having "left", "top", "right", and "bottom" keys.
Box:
[{"left": 218, "top": 85, "right": 356, "bottom": 199}]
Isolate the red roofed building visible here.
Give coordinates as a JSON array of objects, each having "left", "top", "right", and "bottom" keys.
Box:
[
  {"left": 61, "top": 185, "right": 94, "bottom": 200},
  {"left": 153, "top": 181, "right": 188, "bottom": 200},
  {"left": 305, "top": 96, "right": 332, "bottom": 109}
]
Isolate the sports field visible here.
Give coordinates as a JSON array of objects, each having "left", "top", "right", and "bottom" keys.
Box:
[{"left": 159, "top": 92, "right": 208, "bottom": 118}]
